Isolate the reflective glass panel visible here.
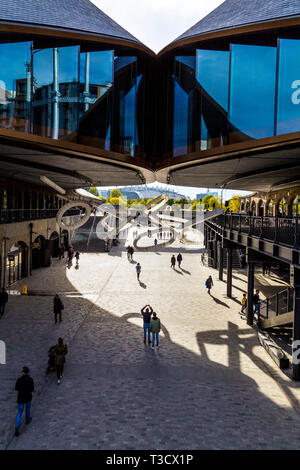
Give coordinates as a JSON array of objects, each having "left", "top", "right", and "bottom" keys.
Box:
[
  {"left": 33, "top": 46, "right": 79, "bottom": 138},
  {"left": 277, "top": 39, "right": 300, "bottom": 135},
  {"left": 173, "top": 56, "right": 196, "bottom": 157},
  {"left": 196, "top": 49, "right": 229, "bottom": 150},
  {"left": 113, "top": 56, "right": 138, "bottom": 156},
  {"left": 0, "top": 41, "right": 31, "bottom": 133},
  {"left": 80, "top": 50, "right": 113, "bottom": 116},
  {"left": 229, "top": 44, "right": 276, "bottom": 141}
]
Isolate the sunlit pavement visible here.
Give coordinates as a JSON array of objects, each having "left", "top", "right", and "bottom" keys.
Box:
[{"left": 2, "top": 237, "right": 300, "bottom": 449}]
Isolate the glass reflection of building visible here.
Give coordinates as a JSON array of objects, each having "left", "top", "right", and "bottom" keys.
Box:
[
  {"left": 163, "top": 37, "right": 300, "bottom": 159},
  {"left": 3, "top": 5, "right": 300, "bottom": 166},
  {"left": 0, "top": 39, "right": 145, "bottom": 158}
]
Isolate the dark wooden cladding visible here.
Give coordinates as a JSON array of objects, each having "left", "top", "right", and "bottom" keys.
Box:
[
  {"left": 158, "top": 16, "right": 300, "bottom": 56},
  {"left": 0, "top": 21, "right": 155, "bottom": 57}
]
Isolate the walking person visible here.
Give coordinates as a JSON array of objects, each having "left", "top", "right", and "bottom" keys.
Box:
[
  {"left": 205, "top": 275, "right": 213, "bottom": 294},
  {"left": 54, "top": 337, "right": 68, "bottom": 385},
  {"left": 75, "top": 250, "right": 80, "bottom": 265},
  {"left": 141, "top": 304, "right": 153, "bottom": 344},
  {"left": 177, "top": 253, "right": 182, "bottom": 268},
  {"left": 154, "top": 238, "right": 158, "bottom": 247},
  {"left": 68, "top": 246, "right": 73, "bottom": 263},
  {"left": 150, "top": 312, "right": 161, "bottom": 350},
  {"left": 53, "top": 294, "right": 64, "bottom": 323},
  {"left": 130, "top": 246, "right": 134, "bottom": 261},
  {"left": 14, "top": 366, "right": 34, "bottom": 436},
  {"left": 253, "top": 290, "right": 260, "bottom": 317},
  {"left": 136, "top": 263, "right": 141, "bottom": 281},
  {"left": 0, "top": 288, "right": 8, "bottom": 317},
  {"left": 241, "top": 293, "right": 247, "bottom": 314},
  {"left": 171, "top": 255, "right": 176, "bottom": 269},
  {"left": 127, "top": 245, "right": 131, "bottom": 260}
]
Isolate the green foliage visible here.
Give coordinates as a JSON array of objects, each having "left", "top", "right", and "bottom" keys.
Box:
[
  {"left": 202, "top": 194, "right": 213, "bottom": 205},
  {"left": 228, "top": 195, "right": 240, "bottom": 213},
  {"left": 191, "top": 201, "right": 201, "bottom": 211},
  {"left": 208, "top": 196, "right": 221, "bottom": 210},
  {"left": 110, "top": 189, "right": 122, "bottom": 199},
  {"left": 88, "top": 187, "right": 99, "bottom": 197},
  {"left": 167, "top": 198, "right": 175, "bottom": 206}
]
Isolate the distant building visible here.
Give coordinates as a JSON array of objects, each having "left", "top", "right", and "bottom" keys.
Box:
[
  {"left": 196, "top": 192, "right": 218, "bottom": 200},
  {"left": 98, "top": 185, "right": 188, "bottom": 200}
]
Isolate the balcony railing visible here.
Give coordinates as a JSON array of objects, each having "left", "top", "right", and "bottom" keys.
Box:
[
  {"left": 0, "top": 208, "right": 82, "bottom": 224},
  {"left": 260, "top": 287, "right": 294, "bottom": 320},
  {"left": 211, "top": 213, "right": 300, "bottom": 248}
]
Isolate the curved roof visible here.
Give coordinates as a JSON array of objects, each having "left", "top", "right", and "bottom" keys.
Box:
[
  {"left": 174, "top": 0, "right": 300, "bottom": 43},
  {"left": 0, "top": 0, "right": 143, "bottom": 45}
]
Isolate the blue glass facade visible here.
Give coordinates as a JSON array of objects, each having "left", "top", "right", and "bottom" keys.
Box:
[
  {"left": 277, "top": 39, "right": 300, "bottom": 135},
  {"left": 0, "top": 38, "right": 142, "bottom": 157},
  {"left": 2, "top": 31, "right": 300, "bottom": 163},
  {"left": 171, "top": 39, "right": 300, "bottom": 157}
]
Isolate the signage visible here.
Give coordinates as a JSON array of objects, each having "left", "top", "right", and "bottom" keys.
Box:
[{"left": 8, "top": 255, "right": 15, "bottom": 262}]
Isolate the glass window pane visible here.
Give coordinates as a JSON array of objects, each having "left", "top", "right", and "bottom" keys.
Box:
[
  {"left": 33, "top": 46, "right": 79, "bottom": 139},
  {"left": 173, "top": 56, "right": 195, "bottom": 157},
  {"left": 196, "top": 49, "right": 229, "bottom": 150},
  {"left": 229, "top": 44, "right": 276, "bottom": 141},
  {"left": 113, "top": 56, "right": 138, "bottom": 156},
  {"left": 277, "top": 39, "right": 300, "bottom": 135},
  {"left": 80, "top": 50, "right": 113, "bottom": 116},
  {"left": 0, "top": 41, "right": 32, "bottom": 133}
]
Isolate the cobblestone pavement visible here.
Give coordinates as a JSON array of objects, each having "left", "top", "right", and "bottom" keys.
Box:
[{"left": 2, "top": 237, "right": 300, "bottom": 449}]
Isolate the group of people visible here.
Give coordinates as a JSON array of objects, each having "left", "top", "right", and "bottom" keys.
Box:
[
  {"left": 171, "top": 253, "right": 182, "bottom": 269},
  {"left": 14, "top": 336, "right": 68, "bottom": 436},
  {"left": 67, "top": 246, "right": 80, "bottom": 265},
  {"left": 141, "top": 305, "right": 161, "bottom": 349}
]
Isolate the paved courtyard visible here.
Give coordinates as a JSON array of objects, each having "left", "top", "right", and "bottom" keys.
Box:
[{"left": 1, "top": 235, "right": 300, "bottom": 449}]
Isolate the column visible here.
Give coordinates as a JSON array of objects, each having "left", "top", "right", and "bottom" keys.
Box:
[
  {"left": 292, "top": 266, "right": 300, "bottom": 380},
  {"left": 213, "top": 238, "right": 218, "bottom": 269},
  {"left": 247, "top": 262, "right": 255, "bottom": 325},
  {"left": 226, "top": 248, "right": 232, "bottom": 298},
  {"left": 218, "top": 242, "right": 223, "bottom": 281}
]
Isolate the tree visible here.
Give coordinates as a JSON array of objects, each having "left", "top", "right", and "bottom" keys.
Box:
[
  {"left": 110, "top": 189, "right": 122, "bottom": 199},
  {"left": 208, "top": 196, "right": 221, "bottom": 210},
  {"left": 228, "top": 195, "right": 240, "bottom": 213},
  {"left": 89, "top": 187, "right": 99, "bottom": 197}
]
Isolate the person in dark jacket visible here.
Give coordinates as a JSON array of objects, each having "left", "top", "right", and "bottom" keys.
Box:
[
  {"left": 253, "top": 290, "right": 260, "bottom": 317},
  {"left": 171, "top": 255, "right": 176, "bottom": 269},
  {"left": 54, "top": 337, "right": 68, "bottom": 384},
  {"left": 53, "top": 294, "right": 63, "bottom": 323},
  {"left": 15, "top": 366, "right": 34, "bottom": 436},
  {"left": 205, "top": 275, "right": 213, "bottom": 294},
  {"left": 177, "top": 253, "right": 183, "bottom": 268},
  {"left": 141, "top": 304, "right": 153, "bottom": 344},
  {"left": 0, "top": 288, "right": 8, "bottom": 317}
]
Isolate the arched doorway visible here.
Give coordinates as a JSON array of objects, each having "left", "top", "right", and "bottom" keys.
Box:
[
  {"left": 258, "top": 200, "right": 264, "bottom": 216},
  {"left": 266, "top": 199, "right": 274, "bottom": 216},
  {"left": 292, "top": 196, "right": 300, "bottom": 217},
  {"left": 250, "top": 200, "right": 256, "bottom": 216},
  {"left": 32, "top": 235, "right": 46, "bottom": 270},
  {"left": 278, "top": 197, "right": 288, "bottom": 216},
  {"left": 62, "top": 230, "right": 69, "bottom": 250},
  {"left": 6, "top": 241, "right": 28, "bottom": 286},
  {"left": 49, "top": 231, "right": 59, "bottom": 257}
]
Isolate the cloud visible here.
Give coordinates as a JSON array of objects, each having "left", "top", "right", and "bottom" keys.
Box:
[{"left": 91, "top": 0, "right": 225, "bottom": 53}]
